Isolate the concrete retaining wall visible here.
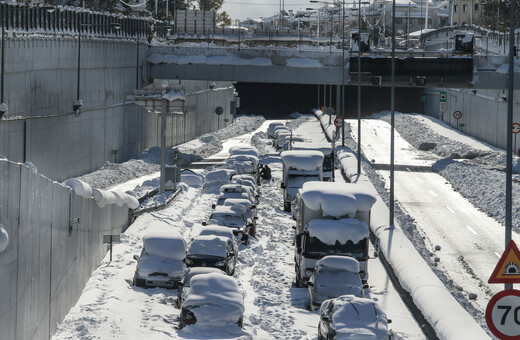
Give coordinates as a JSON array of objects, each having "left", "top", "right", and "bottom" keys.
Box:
[
  {"left": 0, "top": 160, "right": 130, "bottom": 340},
  {"left": 424, "top": 88, "right": 520, "bottom": 150},
  {"left": 0, "top": 35, "right": 235, "bottom": 182}
]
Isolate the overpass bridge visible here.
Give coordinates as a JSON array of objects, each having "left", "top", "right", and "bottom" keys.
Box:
[{"left": 149, "top": 26, "right": 518, "bottom": 90}]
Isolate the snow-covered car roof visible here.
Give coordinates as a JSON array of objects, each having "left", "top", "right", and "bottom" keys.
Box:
[
  {"left": 291, "top": 142, "right": 333, "bottom": 155},
  {"left": 315, "top": 255, "right": 360, "bottom": 273},
  {"left": 181, "top": 170, "right": 204, "bottom": 188},
  {"left": 281, "top": 150, "right": 324, "bottom": 171},
  {"left": 223, "top": 198, "right": 253, "bottom": 209},
  {"left": 205, "top": 169, "right": 236, "bottom": 185},
  {"left": 199, "top": 226, "right": 237, "bottom": 243},
  {"left": 182, "top": 267, "right": 227, "bottom": 287},
  {"left": 187, "top": 235, "right": 229, "bottom": 257},
  {"left": 320, "top": 295, "right": 389, "bottom": 339},
  {"left": 228, "top": 145, "right": 259, "bottom": 158},
  {"left": 300, "top": 182, "right": 376, "bottom": 218},
  {"left": 183, "top": 273, "right": 245, "bottom": 327},
  {"left": 217, "top": 191, "right": 253, "bottom": 204},
  {"left": 307, "top": 219, "right": 369, "bottom": 244},
  {"left": 268, "top": 122, "right": 285, "bottom": 135},
  {"left": 143, "top": 232, "right": 187, "bottom": 260},
  {"left": 213, "top": 204, "right": 247, "bottom": 215},
  {"left": 227, "top": 154, "right": 259, "bottom": 166},
  {"left": 220, "top": 183, "right": 250, "bottom": 194}
]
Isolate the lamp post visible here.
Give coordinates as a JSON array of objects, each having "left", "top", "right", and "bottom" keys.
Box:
[{"left": 75, "top": 21, "right": 121, "bottom": 114}]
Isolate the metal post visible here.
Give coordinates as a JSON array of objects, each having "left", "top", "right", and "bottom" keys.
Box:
[
  {"left": 505, "top": 0, "right": 515, "bottom": 291},
  {"left": 77, "top": 25, "right": 81, "bottom": 103},
  {"left": 341, "top": 0, "right": 345, "bottom": 147},
  {"left": 136, "top": 34, "right": 139, "bottom": 89},
  {"left": 357, "top": 0, "right": 362, "bottom": 174},
  {"left": 329, "top": 11, "right": 332, "bottom": 52},
  {"left": 390, "top": 0, "right": 396, "bottom": 227},
  {"left": 160, "top": 98, "right": 167, "bottom": 194},
  {"left": 1, "top": 5, "right": 5, "bottom": 105}
]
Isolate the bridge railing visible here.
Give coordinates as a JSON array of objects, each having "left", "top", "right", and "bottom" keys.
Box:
[{"left": 0, "top": 3, "right": 169, "bottom": 39}]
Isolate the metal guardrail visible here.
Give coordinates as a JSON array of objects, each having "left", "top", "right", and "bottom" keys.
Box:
[{"left": 0, "top": 3, "right": 170, "bottom": 39}]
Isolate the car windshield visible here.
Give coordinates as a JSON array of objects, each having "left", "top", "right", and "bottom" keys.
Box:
[
  {"left": 305, "top": 236, "right": 366, "bottom": 259},
  {"left": 323, "top": 155, "right": 334, "bottom": 172}
]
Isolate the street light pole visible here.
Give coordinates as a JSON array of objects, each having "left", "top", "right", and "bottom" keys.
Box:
[
  {"left": 341, "top": 0, "right": 345, "bottom": 146},
  {"left": 357, "top": 0, "right": 362, "bottom": 174},
  {"left": 390, "top": 0, "right": 396, "bottom": 227},
  {"left": 1, "top": 4, "right": 6, "bottom": 116}
]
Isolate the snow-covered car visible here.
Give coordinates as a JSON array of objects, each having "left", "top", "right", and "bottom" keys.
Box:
[
  {"left": 223, "top": 198, "right": 258, "bottom": 236},
  {"left": 308, "top": 256, "right": 364, "bottom": 311},
  {"left": 225, "top": 154, "right": 260, "bottom": 176},
  {"left": 185, "top": 235, "right": 238, "bottom": 275},
  {"left": 179, "top": 273, "right": 245, "bottom": 329},
  {"left": 275, "top": 131, "right": 292, "bottom": 150},
  {"left": 204, "top": 169, "right": 237, "bottom": 190},
  {"left": 268, "top": 122, "right": 285, "bottom": 138},
  {"left": 205, "top": 205, "right": 252, "bottom": 244},
  {"left": 318, "top": 295, "right": 390, "bottom": 340},
  {"left": 176, "top": 267, "right": 227, "bottom": 308},
  {"left": 272, "top": 125, "right": 290, "bottom": 139},
  {"left": 132, "top": 232, "right": 187, "bottom": 289},
  {"left": 231, "top": 174, "right": 259, "bottom": 194},
  {"left": 214, "top": 189, "right": 255, "bottom": 207},
  {"left": 198, "top": 225, "right": 239, "bottom": 252},
  {"left": 219, "top": 183, "right": 258, "bottom": 202},
  {"left": 229, "top": 145, "right": 260, "bottom": 158},
  {"left": 180, "top": 169, "right": 204, "bottom": 188}
]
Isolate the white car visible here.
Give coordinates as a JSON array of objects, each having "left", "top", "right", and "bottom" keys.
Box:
[
  {"left": 185, "top": 235, "right": 237, "bottom": 275},
  {"left": 180, "top": 273, "right": 245, "bottom": 329},
  {"left": 225, "top": 154, "right": 259, "bottom": 175},
  {"left": 318, "top": 295, "right": 391, "bottom": 340},
  {"left": 132, "top": 232, "right": 187, "bottom": 289},
  {"left": 308, "top": 256, "right": 364, "bottom": 311},
  {"left": 268, "top": 122, "right": 285, "bottom": 138},
  {"left": 198, "top": 225, "right": 239, "bottom": 252},
  {"left": 231, "top": 174, "right": 259, "bottom": 195},
  {"left": 204, "top": 168, "right": 237, "bottom": 190},
  {"left": 176, "top": 267, "right": 227, "bottom": 308},
  {"left": 220, "top": 183, "right": 257, "bottom": 202}
]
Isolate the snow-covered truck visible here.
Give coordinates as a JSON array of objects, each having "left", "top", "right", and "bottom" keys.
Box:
[
  {"left": 290, "top": 142, "right": 334, "bottom": 181},
  {"left": 293, "top": 181, "right": 377, "bottom": 286},
  {"left": 280, "top": 150, "right": 324, "bottom": 212}
]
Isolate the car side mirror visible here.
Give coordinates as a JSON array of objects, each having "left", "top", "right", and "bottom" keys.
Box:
[
  {"left": 321, "top": 315, "right": 330, "bottom": 322},
  {"left": 229, "top": 252, "right": 235, "bottom": 257},
  {"left": 388, "top": 319, "right": 392, "bottom": 324},
  {"left": 211, "top": 204, "right": 216, "bottom": 209},
  {"left": 202, "top": 221, "right": 207, "bottom": 226},
  {"left": 254, "top": 216, "right": 258, "bottom": 220},
  {"left": 280, "top": 183, "right": 286, "bottom": 189},
  {"left": 251, "top": 205, "right": 256, "bottom": 209},
  {"left": 133, "top": 255, "right": 140, "bottom": 261}
]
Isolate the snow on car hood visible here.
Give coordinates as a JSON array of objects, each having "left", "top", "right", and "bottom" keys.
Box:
[
  {"left": 307, "top": 219, "right": 369, "bottom": 245},
  {"left": 137, "top": 254, "right": 186, "bottom": 278},
  {"left": 183, "top": 273, "right": 244, "bottom": 327},
  {"left": 300, "top": 182, "right": 376, "bottom": 218},
  {"left": 143, "top": 232, "right": 187, "bottom": 260},
  {"left": 188, "top": 236, "right": 228, "bottom": 257},
  {"left": 322, "top": 295, "right": 388, "bottom": 340},
  {"left": 281, "top": 150, "right": 324, "bottom": 171}
]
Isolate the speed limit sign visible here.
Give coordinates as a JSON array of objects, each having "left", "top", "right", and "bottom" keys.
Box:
[
  {"left": 486, "top": 290, "right": 520, "bottom": 339},
  {"left": 334, "top": 117, "right": 344, "bottom": 128}
]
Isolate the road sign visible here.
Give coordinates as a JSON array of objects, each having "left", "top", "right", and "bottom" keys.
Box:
[
  {"left": 486, "top": 289, "right": 520, "bottom": 339},
  {"left": 440, "top": 102, "right": 447, "bottom": 112},
  {"left": 513, "top": 123, "right": 520, "bottom": 134},
  {"left": 215, "top": 106, "right": 224, "bottom": 116},
  {"left": 334, "top": 117, "right": 344, "bottom": 128},
  {"left": 440, "top": 91, "right": 447, "bottom": 103},
  {"left": 453, "top": 110, "right": 462, "bottom": 120},
  {"left": 489, "top": 240, "right": 520, "bottom": 284}
]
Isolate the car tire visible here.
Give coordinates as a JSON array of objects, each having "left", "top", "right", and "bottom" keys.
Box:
[{"left": 295, "top": 270, "right": 303, "bottom": 288}]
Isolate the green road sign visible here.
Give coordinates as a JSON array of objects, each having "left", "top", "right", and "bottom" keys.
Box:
[{"left": 440, "top": 91, "right": 447, "bottom": 103}]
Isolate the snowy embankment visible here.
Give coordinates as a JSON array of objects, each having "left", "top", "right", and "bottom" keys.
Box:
[
  {"left": 316, "top": 111, "right": 491, "bottom": 340},
  {"left": 73, "top": 116, "right": 264, "bottom": 191},
  {"left": 379, "top": 112, "right": 520, "bottom": 230}
]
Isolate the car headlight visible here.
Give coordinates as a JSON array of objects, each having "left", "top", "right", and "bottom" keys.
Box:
[{"left": 215, "top": 260, "right": 226, "bottom": 266}]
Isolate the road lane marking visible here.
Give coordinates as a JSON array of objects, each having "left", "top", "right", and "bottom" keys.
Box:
[
  {"left": 429, "top": 190, "right": 437, "bottom": 197},
  {"left": 466, "top": 226, "right": 478, "bottom": 235},
  {"left": 495, "top": 252, "right": 501, "bottom": 258},
  {"left": 446, "top": 206, "right": 455, "bottom": 214}
]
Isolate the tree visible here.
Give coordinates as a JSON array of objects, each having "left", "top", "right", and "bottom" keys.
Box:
[
  {"left": 216, "top": 11, "right": 231, "bottom": 27},
  {"left": 479, "top": 0, "right": 520, "bottom": 31},
  {"left": 198, "top": 0, "right": 224, "bottom": 11}
]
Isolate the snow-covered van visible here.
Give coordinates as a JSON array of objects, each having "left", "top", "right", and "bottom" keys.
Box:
[
  {"left": 290, "top": 142, "right": 334, "bottom": 181},
  {"left": 280, "top": 150, "right": 324, "bottom": 212},
  {"left": 293, "top": 182, "right": 376, "bottom": 286}
]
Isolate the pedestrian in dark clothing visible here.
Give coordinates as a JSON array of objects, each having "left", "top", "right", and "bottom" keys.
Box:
[{"left": 260, "top": 164, "right": 272, "bottom": 180}]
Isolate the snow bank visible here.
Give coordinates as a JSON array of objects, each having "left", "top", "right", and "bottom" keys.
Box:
[
  {"left": 123, "top": 193, "right": 139, "bottom": 209},
  {"left": 0, "top": 224, "right": 8, "bottom": 253},
  {"left": 315, "top": 255, "right": 360, "bottom": 273},
  {"left": 188, "top": 235, "right": 228, "bottom": 257},
  {"left": 307, "top": 218, "right": 369, "bottom": 244},
  {"left": 300, "top": 182, "right": 376, "bottom": 218},
  {"left": 281, "top": 150, "right": 324, "bottom": 171},
  {"left": 91, "top": 188, "right": 117, "bottom": 208},
  {"left": 143, "top": 232, "right": 186, "bottom": 260},
  {"left": 64, "top": 178, "right": 93, "bottom": 199},
  {"left": 180, "top": 171, "right": 204, "bottom": 188}
]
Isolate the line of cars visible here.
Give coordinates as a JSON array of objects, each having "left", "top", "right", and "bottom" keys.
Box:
[
  {"left": 131, "top": 145, "right": 263, "bottom": 330},
  {"left": 268, "top": 122, "right": 393, "bottom": 339}
]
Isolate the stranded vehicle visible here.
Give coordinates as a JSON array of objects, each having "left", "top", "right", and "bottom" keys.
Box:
[
  {"left": 293, "top": 182, "right": 377, "bottom": 286},
  {"left": 290, "top": 142, "right": 335, "bottom": 181},
  {"left": 280, "top": 150, "right": 324, "bottom": 212}
]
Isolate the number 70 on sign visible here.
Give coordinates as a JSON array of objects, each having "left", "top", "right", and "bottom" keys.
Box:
[{"left": 487, "top": 290, "right": 520, "bottom": 339}]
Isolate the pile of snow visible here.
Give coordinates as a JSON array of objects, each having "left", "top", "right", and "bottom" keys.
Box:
[
  {"left": 90, "top": 188, "right": 138, "bottom": 209},
  {"left": 23, "top": 162, "right": 38, "bottom": 174},
  {"left": 143, "top": 232, "right": 186, "bottom": 260},
  {"left": 205, "top": 169, "right": 236, "bottom": 188},
  {"left": 180, "top": 170, "right": 204, "bottom": 188},
  {"left": 281, "top": 150, "right": 324, "bottom": 170},
  {"left": 188, "top": 235, "right": 228, "bottom": 257},
  {"left": 316, "top": 255, "right": 360, "bottom": 273},
  {"left": 64, "top": 178, "right": 92, "bottom": 199},
  {"left": 91, "top": 188, "right": 117, "bottom": 208},
  {"left": 300, "top": 182, "right": 377, "bottom": 218},
  {"left": 307, "top": 218, "right": 369, "bottom": 245}
]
